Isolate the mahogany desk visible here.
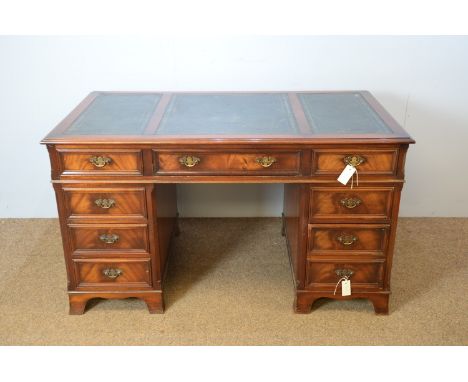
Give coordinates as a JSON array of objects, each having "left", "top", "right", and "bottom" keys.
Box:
[{"left": 41, "top": 91, "right": 414, "bottom": 315}]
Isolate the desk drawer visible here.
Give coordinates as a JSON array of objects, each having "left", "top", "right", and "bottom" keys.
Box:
[
  {"left": 58, "top": 148, "right": 143, "bottom": 175},
  {"left": 308, "top": 224, "right": 389, "bottom": 255},
  {"left": 69, "top": 224, "right": 149, "bottom": 254},
  {"left": 312, "top": 148, "right": 398, "bottom": 176},
  {"left": 63, "top": 186, "right": 147, "bottom": 220},
  {"left": 73, "top": 258, "right": 152, "bottom": 289},
  {"left": 309, "top": 187, "right": 394, "bottom": 222},
  {"left": 306, "top": 259, "right": 385, "bottom": 290},
  {"left": 155, "top": 151, "right": 301, "bottom": 175}
]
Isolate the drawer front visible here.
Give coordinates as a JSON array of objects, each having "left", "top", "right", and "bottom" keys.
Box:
[
  {"left": 155, "top": 151, "right": 301, "bottom": 175},
  {"left": 58, "top": 148, "right": 143, "bottom": 175},
  {"left": 312, "top": 148, "right": 398, "bottom": 176},
  {"left": 309, "top": 187, "right": 393, "bottom": 222},
  {"left": 308, "top": 224, "right": 389, "bottom": 254},
  {"left": 306, "top": 259, "right": 384, "bottom": 290},
  {"left": 69, "top": 225, "right": 149, "bottom": 254},
  {"left": 73, "top": 258, "right": 152, "bottom": 289},
  {"left": 63, "top": 187, "right": 147, "bottom": 220}
]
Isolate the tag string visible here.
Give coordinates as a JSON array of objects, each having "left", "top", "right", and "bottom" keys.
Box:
[
  {"left": 333, "top": 277, "right": 348, "bottom": 295},
  {"left": 350, "top": 167, "right": 359, "bottom": 189}
]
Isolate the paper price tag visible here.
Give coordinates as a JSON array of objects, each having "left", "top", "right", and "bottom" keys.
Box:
[
  {"left": 342, "top": 279, "right": 351, "bottom": 296},
  {"left": 337, "top": 165, "right": 356, "bottom": 185}
]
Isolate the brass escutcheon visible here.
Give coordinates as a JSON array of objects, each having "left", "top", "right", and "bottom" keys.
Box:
[
  {"left": 335, "top": 269, "right": 354, "bottom": 278},
  {"left": 102, "top": 268, "right": 123, "bottom": 279},
  {"left": 99, "top": 233, "right": 119, "bottom": 244},
  {"left": 94, "top": 198, "right": 116, "bottom": 209},
  {"left": 337, "top": 233, "right": 358, "bottom": 246},
  {"left": 89, "top": 156, "right": 112, "bottom": 168},
  {"left": 340, "top": 197, "right": 362, "bottom": 209},
  {"left": 179, "top": 155, "right": 201, "bottom": 167},
  {"left": 256, "top": 156, "right": 277, "bottom": 168},
  {"left": 343, "top": 155, "right": 366, "bottom": 167}
]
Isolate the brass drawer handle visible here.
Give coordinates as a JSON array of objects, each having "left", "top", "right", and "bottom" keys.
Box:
[
  {"left": 340, "top": 197, "right": 362, "bottom": 209},
  {"left": 94, "top": 198, "right": 116, "bottom": 209},
  {"left": 337, "top": 233, "right": 358, "bottom": 246},
  {"left": 102, "top": 268, "right": 123, "bottom": 279},
  {"left": 335, "top": 269, "right": 354, "bottom": 278},
  {"left": 99, "top": 233, "right": 119, "bottom": 244},
  {"left": 89, "top": 156, "right": 112, "bottom": 168},
  {"left": 179, "top": 155, "right": 201, "bottom": 167},
  {"left": 256, "top": 156, "right": 277, "bottom": 168},
  {"left": 343, "top": 155, "right": 366, "bottom": 167}
]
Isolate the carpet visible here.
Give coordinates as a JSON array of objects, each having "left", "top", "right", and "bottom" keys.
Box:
[{"left": 0, "top": 218, "right": 466, "bottom": 345}]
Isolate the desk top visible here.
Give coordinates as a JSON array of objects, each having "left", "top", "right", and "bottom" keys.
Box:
[{"left": 42, "top": 91, "right": 414, "bottom": 145}]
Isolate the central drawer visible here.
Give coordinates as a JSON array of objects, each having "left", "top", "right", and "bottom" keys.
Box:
[
  {"left": 68, "top": 224, "right": 149, "bottom": 255},
  {"left": 154, "top": 150, "right": 301, "bottom": 175}
]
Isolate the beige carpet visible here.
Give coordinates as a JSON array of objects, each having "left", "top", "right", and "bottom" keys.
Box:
[{"left": 0, "top": 217, "right": 466, "bottom": 345}]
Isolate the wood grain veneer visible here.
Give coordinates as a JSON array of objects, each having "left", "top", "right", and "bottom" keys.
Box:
[{"left": 42, "top": 91, "right": 414, "bottom": 315}]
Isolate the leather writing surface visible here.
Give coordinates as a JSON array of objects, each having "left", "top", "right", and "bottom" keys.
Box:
[
  {"left": 65, "top": 94, "right": 162, "bottom": 135},
  {"left": 156, "top": 94, "right": 299, "bottom": 135},
  {"left": 56, "top": 92, "right": 398, "bottom": 137},
  {"left": 298, "top": 93, "right": 392, "bottom": 134}
]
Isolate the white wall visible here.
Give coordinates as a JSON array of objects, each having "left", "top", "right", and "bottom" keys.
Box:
[{"left": 0, "top": 36, "right": 467, "bottom": 218}]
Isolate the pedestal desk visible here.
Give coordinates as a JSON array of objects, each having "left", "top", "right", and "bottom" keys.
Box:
[{"left": 41, "top": 91, "right": 414, "bottom": 315}]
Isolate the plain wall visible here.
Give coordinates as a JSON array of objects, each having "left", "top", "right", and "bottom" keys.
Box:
[{"left": 0, "top": 36, "right": 467, "bottom": 218}]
